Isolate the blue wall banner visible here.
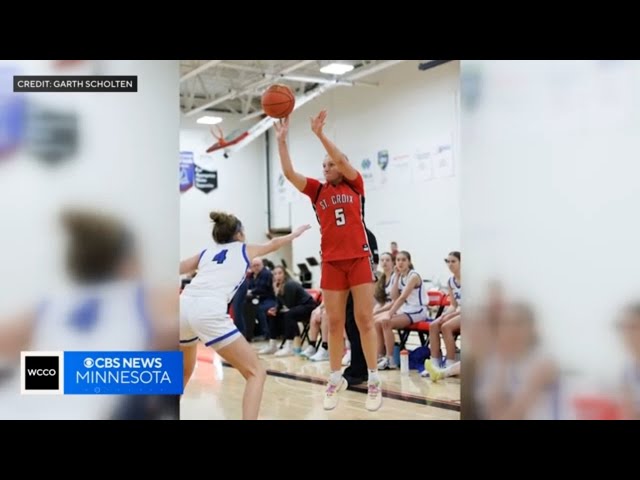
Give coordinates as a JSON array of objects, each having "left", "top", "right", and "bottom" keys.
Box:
[{"left": 180, "top": 151, "right": 195, "bottom": 193}]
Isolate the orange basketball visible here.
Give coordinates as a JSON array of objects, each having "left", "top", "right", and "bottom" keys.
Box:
[{"left": 261, "top": 84, "right": 295, "bottom": 119}]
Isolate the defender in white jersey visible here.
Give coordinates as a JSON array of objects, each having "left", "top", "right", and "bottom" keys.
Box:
[
  {"left": 181, "top": 241, "right": 251, "bottom": 348},
  {"left": 179, "top": 211, "right": 309, "bottom": 420},
  {"left": 618, "top": 305, "right": 640, "bottom": 419},
  {"left": 428, "top": 251, "right": 462, "bottom": 375},
  {"left": 0, "top": 210, "right": 176, "bottom": 420},
  {"left": 376, "top": 251, "right": 428, "bottom": 370}
]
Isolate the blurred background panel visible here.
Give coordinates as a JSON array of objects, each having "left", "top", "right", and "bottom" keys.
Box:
[
  {"left": 461, "top": 60, "right": 640, "bottom": 420},
  {"left": 0, "top": 60, "right": 180, "bottom": 420}
]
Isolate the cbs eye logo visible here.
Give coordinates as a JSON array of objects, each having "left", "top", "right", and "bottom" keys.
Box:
[{"left": 21, "top": 352, "right": 63, "bottom": 395}]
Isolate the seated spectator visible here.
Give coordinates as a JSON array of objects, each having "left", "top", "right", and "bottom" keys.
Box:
[
  {"left": 259, "top": 266, "right": 317, "bottom": 357},
  {"left": 372, "top": 252, "right": 395, "bottom": 359},
  {"left": 300, "top": 302, "right": 327, "bottom": 359},
  {"left": 246, "top": 258, "right": 277, "bottom": 340},
  {"left": 376, "top": 251, "right": 429, "bottom": 370},
  {"left": 427, "top": 251, "right": 461, "bottom": 374}
]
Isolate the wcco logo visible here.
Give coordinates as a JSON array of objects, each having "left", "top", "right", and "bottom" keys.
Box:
[
  {"left": 21, "top": 351, "right": 63, "bottom": 395},
  {"left": 27, "top": 368, "right": 57, "bottom": 376}
]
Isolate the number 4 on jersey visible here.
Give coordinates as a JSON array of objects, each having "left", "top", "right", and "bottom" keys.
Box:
[
  {"left": 212, "top": 249, "right": 228, "bottom": 264},
  {"left": 68, "top": 298, "right": 101, "bottom": 332},
  {"left": 335, "top": 208, "right": 346, "bottom": 226}
]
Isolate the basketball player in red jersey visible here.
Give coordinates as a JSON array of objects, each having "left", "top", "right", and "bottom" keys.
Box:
[{"left": 274, "top": 110, "right": 382, "bottom": 411}]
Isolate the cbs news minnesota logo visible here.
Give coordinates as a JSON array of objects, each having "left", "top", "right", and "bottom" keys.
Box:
[{"left": 20, "top": 351, "right": 183, "bottom": 395}]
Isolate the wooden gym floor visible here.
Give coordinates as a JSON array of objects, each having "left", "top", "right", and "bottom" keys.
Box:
[{"left": 180, "top": 341, "right": 460, "bottom": 420}]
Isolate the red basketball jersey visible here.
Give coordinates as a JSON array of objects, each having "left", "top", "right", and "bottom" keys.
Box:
[{"left": 302, "top": 172, "right": 371, "bottom": 262}]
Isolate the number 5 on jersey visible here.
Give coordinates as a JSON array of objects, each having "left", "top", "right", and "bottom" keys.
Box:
[{"left": 335, "top": 208, "right": 346, "bottom": 226}]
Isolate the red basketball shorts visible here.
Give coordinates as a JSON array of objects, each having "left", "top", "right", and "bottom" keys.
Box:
[{"left": 320, "top": 256, "right": 376, "bottom": 291}]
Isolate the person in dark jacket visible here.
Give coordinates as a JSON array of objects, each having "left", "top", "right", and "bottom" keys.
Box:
[
  {"left": 246, "top": 258, "right": 277, "bottom": 339},
  {"left": 259, "top": 266, "right": 317, "bottom": 357},
  {"left": 231, "top": 271, "right": 250, "bottom": 337}
]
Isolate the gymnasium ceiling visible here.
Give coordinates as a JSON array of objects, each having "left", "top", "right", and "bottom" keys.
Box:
[{"left": 179, "top": 60, "right": 409, "bottom": 120}]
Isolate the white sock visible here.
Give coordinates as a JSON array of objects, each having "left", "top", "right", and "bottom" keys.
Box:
[
  {"left": 444, "top": 362, "right": 459, "bottom": 377},
  {"left": 329, "top": 370, "right": 343, "bottom": 385},
  {"left": 368, "top": 369, "right": 380, "bottom": 384},
  {"left": 445, "top": 359, "right": 456, "bottom": 368},
  {"left": 431, "top": 357, "right": 441, "bottom": 367}
]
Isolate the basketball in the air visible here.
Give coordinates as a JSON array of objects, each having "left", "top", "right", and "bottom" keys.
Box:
[{"left": 261, "top": 84, "right": 295, "bottom": 119}]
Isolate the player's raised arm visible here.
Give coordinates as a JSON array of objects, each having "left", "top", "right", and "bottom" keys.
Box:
[
  {"left": 311, "top": 110, "right": 358, "bottom": 182},
  {"left": 274, "top": 117, "right": 307, "bottom": 192}
]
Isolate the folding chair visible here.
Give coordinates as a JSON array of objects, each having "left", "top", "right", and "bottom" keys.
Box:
[{"left": 299, "top": 289, "right": 322, "bottom": 346}]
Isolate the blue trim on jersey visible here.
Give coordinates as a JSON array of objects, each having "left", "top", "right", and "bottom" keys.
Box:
[
  {"left": 405, "top": 313, "right": 413, "bottom": 323},
  {"left": 205, "top": 328, "right": 240, "bottom": 346},
  {"left": 400, "top": 271, "right": 419, "bottom": 287},
  {"left": 226, "top": 243, "right": 250, "bottom": 306},
  {"left": 242, "top": 243, "right": 250, "bottom": 270},
  {"left": 198, "top": 249, "right": 207, "bottom": 264},
  {"left": 68, "top": 297, "right": 102, "bottom": 332},
  {"left": 418, "top": 287, "right": 423, "bottom": 305},
  {"left": 223, "top": 243, "right": 250, "bottom": 305},
  {"left": 228, "top": 273, "right": 248, "bottom": 307},
  {"left": 180, "top": 336, "right": 199, "bottom": 344},
  {"left": 135, "top": 284, "right": 154, "bottom": 345}
]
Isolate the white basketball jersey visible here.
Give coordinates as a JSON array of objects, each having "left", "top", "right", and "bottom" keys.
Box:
[
  {"left": 30, "top": 281, "right": 151, "bottom": 352},
  {"left": 181, "top": 241, "right": 249, "bottom": 315},
  {"left": 384, "top": 272, "right": 396, "bottom": 302},
  {"left": 0, "top": 280, "right": 151, "bottom": 420},
  {"left": 399, "top": 270, "right": 424, "bottom": 309},
  {"left": 449, "top": 276, "right": 462, "bottom": 306}
]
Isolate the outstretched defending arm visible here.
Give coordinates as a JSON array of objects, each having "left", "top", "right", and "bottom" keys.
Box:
[{"left": 245, "top": 224, "right": 311, "bottom": 260}]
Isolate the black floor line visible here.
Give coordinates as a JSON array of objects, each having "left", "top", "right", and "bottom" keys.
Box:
[{"left": 221, "top": 362, "right": 460, "bottom": 413}]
